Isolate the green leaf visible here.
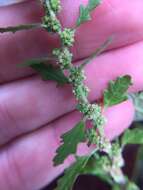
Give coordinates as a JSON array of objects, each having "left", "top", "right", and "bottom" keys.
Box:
[
  {"left": 76, "top": 0, "right": 101, "bottom": 26},
  {"left": 112, "top": 185, "right": 120, "bottom": 190},
  {"left": 55, "top": 156, "right": 89, "bottom": 190},
  {"left": 31, "top": 63, "right": 69, "bottom": 85},
  {"left": 20, "top": 58, "right": 68, "bottom": 85},
  {"left": 87, "top": 0, "right": 101, "bottom": 11},
  {"left": 19, "top": 58, "right": 51, "bottom": 67},
  {"left": 76, "top": 5, "right": 91, "bottom": 26},
  {"left": 103, "top": 75, "right": 132, "bottom": 107},
  {"left": 126, "top": 181, "right": 140, "bottom": 190},
  {"left": 53, "top": 121, "right": 86, "bottom": 166},
  {"left": 122, "top": 128, "right": 143, "bottom": 146}
]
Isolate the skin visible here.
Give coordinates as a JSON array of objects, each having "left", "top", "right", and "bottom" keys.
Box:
[{"left": 0, "top": 0, "right": 143, "bottom": 189}]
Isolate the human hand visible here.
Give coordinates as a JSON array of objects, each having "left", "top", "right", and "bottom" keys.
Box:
[{"left": 0, "top": 0, "right": 143, "bottom": 189}]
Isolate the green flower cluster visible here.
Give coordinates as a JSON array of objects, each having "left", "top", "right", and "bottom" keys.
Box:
[
  {"left": 73, "top": 84, "right": 89, "bottom": 100},
  {"left": 42, "top": 0, "right": 62, "bottom": 33},
  {"left": 69, "top": 67, "right": 86, "bottom": 85},
  {"left": 53, "top": 47, "right": 72, "bottom": 69},
  {"left": 50, "top": 0, "right": 61, "bottom": 13},
  {"left": 42, "top": 15, "right": 61, "bottom": 32},
  {"left": 60, "top": 28, "right": 75, "bottom": 46},
  {"left": 77, "top": 102, "right": 102, "bottom": 120}
]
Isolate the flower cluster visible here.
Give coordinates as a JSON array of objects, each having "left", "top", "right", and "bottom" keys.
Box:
[
  {"left": 42, "top": 15, "right": 61, "bottom": 32},
  {"left": 50, "top": 0, "right": 61, "bottom": 13},
  {"left": 60, "top": 28, "right": 75, "bottom": 46},
  {"left": 77, "top": 102, "right": 102, "bottom": 120},
  {"left": 53, "top": 47, "right": 72, "bottom": 69},
  {"left": 73, "top": 84, "right": 89, "bottom": 100},
  {"left": 69, "top": 67, "right": 86, "bottom": 85}
]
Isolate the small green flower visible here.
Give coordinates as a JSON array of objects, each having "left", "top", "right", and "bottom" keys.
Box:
[
  {"left": 69, "top": 67, "right": 86, "bottom": 85},
  {"left": 50, "top": 0, "right": 61, "bottom": 12},
  {"left": 94, "top": 115, "right": 106, "bottom": 127},
  {"left": 77, "top": 103, "right": 102, "bottom": 120},
  {"left": 87, "top": 128, "right": 100, "bottom": 145},
  {"left": 73, "top": 84, "right": 89, "bottom": 100},
  {"left": 42, "top": 15, "right": 61, "bottom": 32},
  {"left": 60, "top": 28, "right": 75, "bottom": 46},
  {"left": 53, "top": 47, "right": 72, "bottom": 69}
]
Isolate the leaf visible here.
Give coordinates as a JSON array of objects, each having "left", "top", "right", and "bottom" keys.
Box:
[
  {"left": 76, "top": 0, "right": 101, "bottom": 26},
  {"left": 19, "top": 58, "right": 49, "bottom": 67},
  {"left": 31, "top": 63, "right": 69, "bottom": 85},
  {"left": 55, "top": 156, "right": 90, "bottom": 190},
  {"left": 103, "top": 75, "right": 132, "bottom": 107},
  {"left": 126, "top": 182, "right": 140, "bottom": 190},
  {"left": 53, "top": 121, "right": 86, "bottom": 166},
  {"left": 87, "top": 0, "right": 101, "bottom": 11},
  {"left": 122, "top": 128, "right": 143, "bottom": 146},
  {"left": 76, "top": 5, "right": 91, "bottom": 26},
  {"left": 20, "top": 58, "right": 68, "bottom": 85}
]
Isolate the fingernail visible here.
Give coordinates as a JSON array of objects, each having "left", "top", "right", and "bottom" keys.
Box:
[{"left": 0, "top": 0, "right": 27, "bottom": 7}]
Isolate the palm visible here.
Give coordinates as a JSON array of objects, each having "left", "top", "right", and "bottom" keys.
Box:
[{"left": 0, "top": 0, "right": 142, "bottom": 189}]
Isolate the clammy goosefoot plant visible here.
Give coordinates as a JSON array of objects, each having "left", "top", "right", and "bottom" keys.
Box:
[{"left": 1, "top": 0, "right": 143, "bottom": 189}]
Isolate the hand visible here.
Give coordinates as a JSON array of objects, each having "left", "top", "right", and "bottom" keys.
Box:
[{"left": 0, "top": 0, "right": 143, "bottom": 189}]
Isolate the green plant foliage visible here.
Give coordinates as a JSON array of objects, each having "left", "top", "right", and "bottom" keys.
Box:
[
  {"left": 104, "top": 75, "right": 132, "bottom": 107},
  {"left": 122, "top": 128, "right": 143, "bottom": 146},
  {"left": 55, "top": 156, "right": 89, "bottom": 190},
  {"left": 53, "top": 121, "right": 86, "bottom": 166},
  {"left": 31, "top": 64, "right": 69, "bottom": 85},
  {"left": 76, "top": 0, "right": 101, "bottom": 26}
]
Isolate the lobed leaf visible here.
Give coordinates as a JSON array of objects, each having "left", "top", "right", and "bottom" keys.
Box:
[
  {"left": 53, "top": 121, "right": 86, "bottom": 166},
  {"left": 122, "top": 128, "right": 143, "bottom": 146},
  {"left": 76, "top": 0, "right": 101, "bottom": 26},
  {"left": 20, "top": 59, "right": 69, "bottom": 85},
  {"left": 103, "top": 75, "right": 132, "bottom": 107},
  {"left": 55, "top": 156, "right": 90, "bottom": 190}
]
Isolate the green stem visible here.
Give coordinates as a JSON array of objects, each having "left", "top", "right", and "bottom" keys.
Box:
[
  {"left": 81, "top": 37, "right": 113, "bottom": 68},
  {"left": 0, "top": 23, "right": 42, "bottom": 33}
]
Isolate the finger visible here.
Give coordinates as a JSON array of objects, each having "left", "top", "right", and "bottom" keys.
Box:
[
  {"left": 0, "top": 0, "right": 27, "bottom": 7},
  {"left": 0, "top": 0, "right": 52, "bottom": 83},
  {"left": 61, "top": 0, "right": 143, "bottom": 59},
  {"left": 0, "top": 0, "right": 143, "bottom": 82},
  {"left": 0, "top": 41, "right": 142, "bottom": 145},
  {"left": 0, "top": 100, "right": 134, "bottom": 190}
]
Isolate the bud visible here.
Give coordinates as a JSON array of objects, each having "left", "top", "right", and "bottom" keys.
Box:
[
  {"left": 53, "top": 47, "right": 72, "bottom": 69},
  {"left": 60, "top": 28, "right": 75, "bottom": 46},
  {"left": 50, "top": 0, "right": 61, "bottom": 12},
  {"left": 42, "top": 15, "right": 61, "bottom": 32}
]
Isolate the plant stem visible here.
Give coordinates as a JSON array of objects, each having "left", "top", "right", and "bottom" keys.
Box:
[{"left": 0, "top": 23, "right": 42, "bottom": 33}]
